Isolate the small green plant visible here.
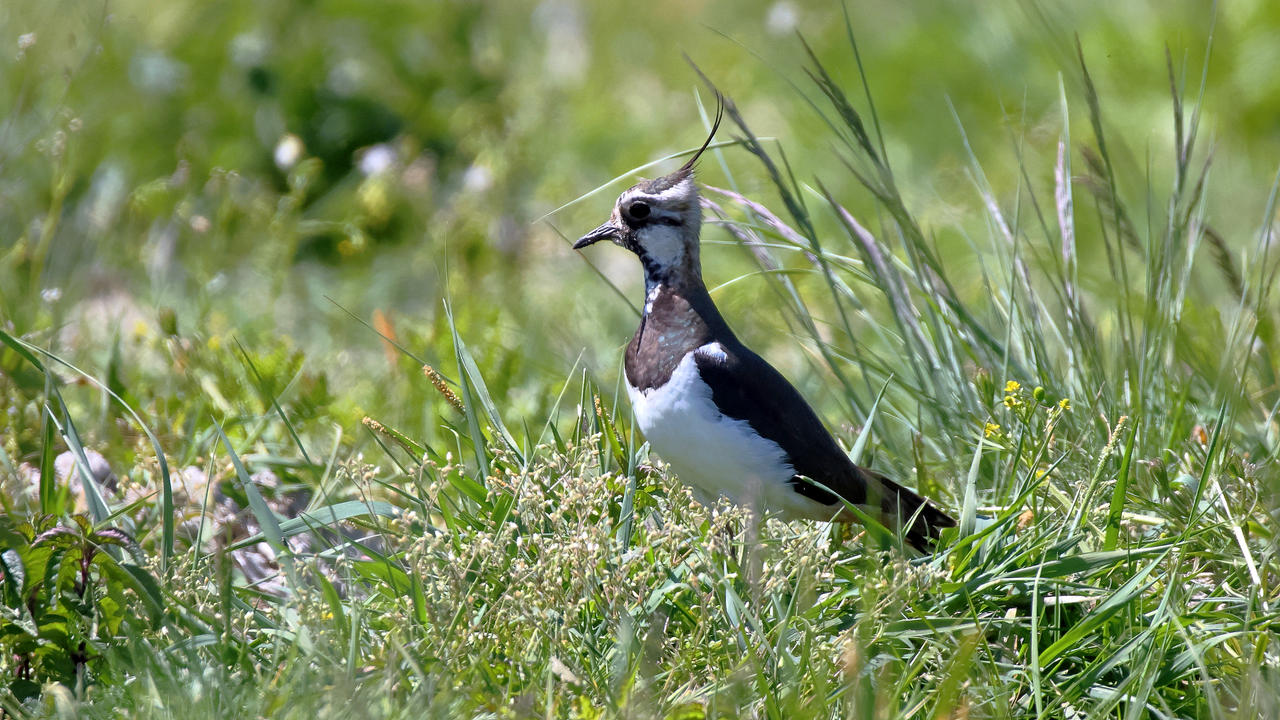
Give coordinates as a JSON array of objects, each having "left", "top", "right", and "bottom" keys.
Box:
[{"left": 0, "top": 515, "right": 162, "bottom": 703}]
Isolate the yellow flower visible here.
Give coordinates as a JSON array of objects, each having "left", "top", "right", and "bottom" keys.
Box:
[
  {"left": 1058, "top": 398, "right": 1072, "bottom": 411},
  {"left": 1003, "top": 395, "right": 1018, "bottom": 409},
  {"left": 1004, "top": 380, "right": 1021, "bottom": 394},
  {"left": 984, "top": 422, "right": 1001, "bottom": 438}
]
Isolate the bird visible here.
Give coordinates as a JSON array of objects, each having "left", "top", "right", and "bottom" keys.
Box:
[{"left": 573, "top": 103, "right": 956, "bottom": 551}]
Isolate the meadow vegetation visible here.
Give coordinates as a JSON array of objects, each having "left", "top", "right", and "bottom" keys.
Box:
[{"left": 1, "top": 1, "right": 1278, "bottom": 717}]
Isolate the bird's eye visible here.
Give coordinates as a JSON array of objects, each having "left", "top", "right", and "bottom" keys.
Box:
[{"left": 628, "top": 202, "right": 651, "bottom": 220}]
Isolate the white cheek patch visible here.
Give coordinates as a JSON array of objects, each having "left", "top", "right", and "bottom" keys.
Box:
[{"left": 637, "top": 225, "right": 685, "bottom": 269}]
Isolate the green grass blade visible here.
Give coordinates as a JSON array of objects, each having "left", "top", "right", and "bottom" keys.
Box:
[
  {"left": 215, "top": 421, "right": 284, "bottom": 552},
  {"left": 848, "top": 375, "right": 891, "bottom": 465},
  {"left": 958, "top": 428, "right": 983, "bottom": 536},
  {"left": 1038, "top": 547, "right": 1173, "bottom": 666},
  {"left": 226, "top": 500, "right": 400, "bottom": 551},
  {"left": 1102, "top": 418, "right": 1139, "bottom": 551},
  {"left": 48, "top": 398, "right": 110, "bottom": 525},
  {"left": 6, "top": 331, "right": 176, "bottom": 570}
]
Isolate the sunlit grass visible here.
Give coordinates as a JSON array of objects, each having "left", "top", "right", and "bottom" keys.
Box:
[{"left": 2, "top": 3, "right": 1279, "bottom": 719}]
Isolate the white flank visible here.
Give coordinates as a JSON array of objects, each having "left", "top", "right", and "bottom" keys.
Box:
[{"left": 626, "top": 343, "right": 829, "bottom": 519}]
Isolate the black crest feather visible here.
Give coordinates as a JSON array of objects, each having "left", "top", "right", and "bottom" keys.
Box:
[
  {"left": 678, "top": 92, "right": 724, "bottom": 175},
  {"left": 638, "top": 94, "right": 725, "bottom": 195}
]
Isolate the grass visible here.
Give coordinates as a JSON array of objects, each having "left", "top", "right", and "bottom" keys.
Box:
[{"left": 2, "top": 2, "right": 1279, "bottom": 718}]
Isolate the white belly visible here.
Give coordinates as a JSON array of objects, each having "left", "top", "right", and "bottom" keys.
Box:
[{"left": 625, "top": 344, "right": 829, "bottom": 519}]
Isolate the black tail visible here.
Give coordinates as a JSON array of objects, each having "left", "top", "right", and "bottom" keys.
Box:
[{"left": 863, "top": 468, "right": 956, "bottom": 552}]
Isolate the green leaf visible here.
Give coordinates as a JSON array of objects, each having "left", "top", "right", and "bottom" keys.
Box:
[
  {"left": 959, "top": 427, "right": 984, "bottom": 536},
  {"left": 32, "top": 526, "right": 79, "bottom": 548},
  {"left": 39, "top": 376, "right": 58, "bottom": 516},
  {"left": 664, "top": 702, "right": 707, "bottom": 720},
  {"left": 1005, "top": 545, "right": 1176, "bottom": 581},
  {"left": 10, "top": 679, "right": 41, "bottom": 703},
  {"left": 215, "top": 421, "right": 284, "bottom": 551},
  {"left": 226, "top": 500, "right": 401, "bottom": 551},
  {"left": 444, "top": 299, "right": 524, "bottom": 468},
  {"left": 6, "top": 333, "right": 174, "bottom": 571},
  {"left": 1102, "top": 418, "right": 1138, "bottom": 551},
  {"left": 1038, "top": 547, "right": 1172, "bottom": 666},
  {"left": 443, "top": 301, "right": 491, "bottom": 483},
  {"left": 236, "top": 338, "right": 317, "bottom": 475},
  {"left": 353, "top": 559, "right": 413, "bottom": 597},
  {"left": 1, "top": 548, "right": 26, "bottom": 600},
  {"left": 849, "top": 374, "right": 892, "bottom": 464},
  {"left": 91, "top": 528, "right": 147, "bottom": 565},
  {"left": 316, "top": 570, "right": 347, "bottom": 638},
  {"left": 449, "top": 470, "right": 490, "bottom": 507},
  {"left": 114, "top": 562, "right": 165, "bottom": 626},
  {"left": 0, "top": 328, "right": 46, "bottom": 370},
  {"left": 52, "top": 404, "right": 111, "bottom": 525}
]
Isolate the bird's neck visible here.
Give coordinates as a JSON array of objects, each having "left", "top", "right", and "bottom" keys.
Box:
[
  {"left": 635, "top": 225, "right": 701, "bottom": 295},
  {"left": 639, "top": 254, "right": 732, "bottom": 340},
  {"left": 642, "top": 257, "right": 699, "bottom": 298}
]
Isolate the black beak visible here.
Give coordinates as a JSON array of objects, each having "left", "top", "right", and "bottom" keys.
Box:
[{"left": 573, "top": 221, "right": 621, "bottom": 250}]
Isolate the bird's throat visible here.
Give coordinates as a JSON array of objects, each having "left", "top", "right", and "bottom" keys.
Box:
[{"left": 636, "top": 258, "right": 726, "bottom": 350}]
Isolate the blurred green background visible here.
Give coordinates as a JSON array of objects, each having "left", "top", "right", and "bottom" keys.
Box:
[{"left": 2, "top": 0, "right": 1276, "bottom": 450}]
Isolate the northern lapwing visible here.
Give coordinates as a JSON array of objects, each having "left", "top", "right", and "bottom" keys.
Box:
[{"left": 574, "top": 103, "right": 955, "bottom": 551}]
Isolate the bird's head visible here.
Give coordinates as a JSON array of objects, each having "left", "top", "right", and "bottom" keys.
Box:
[{"left": 574, "top": 101, "right": 723, "bottom": 283}]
